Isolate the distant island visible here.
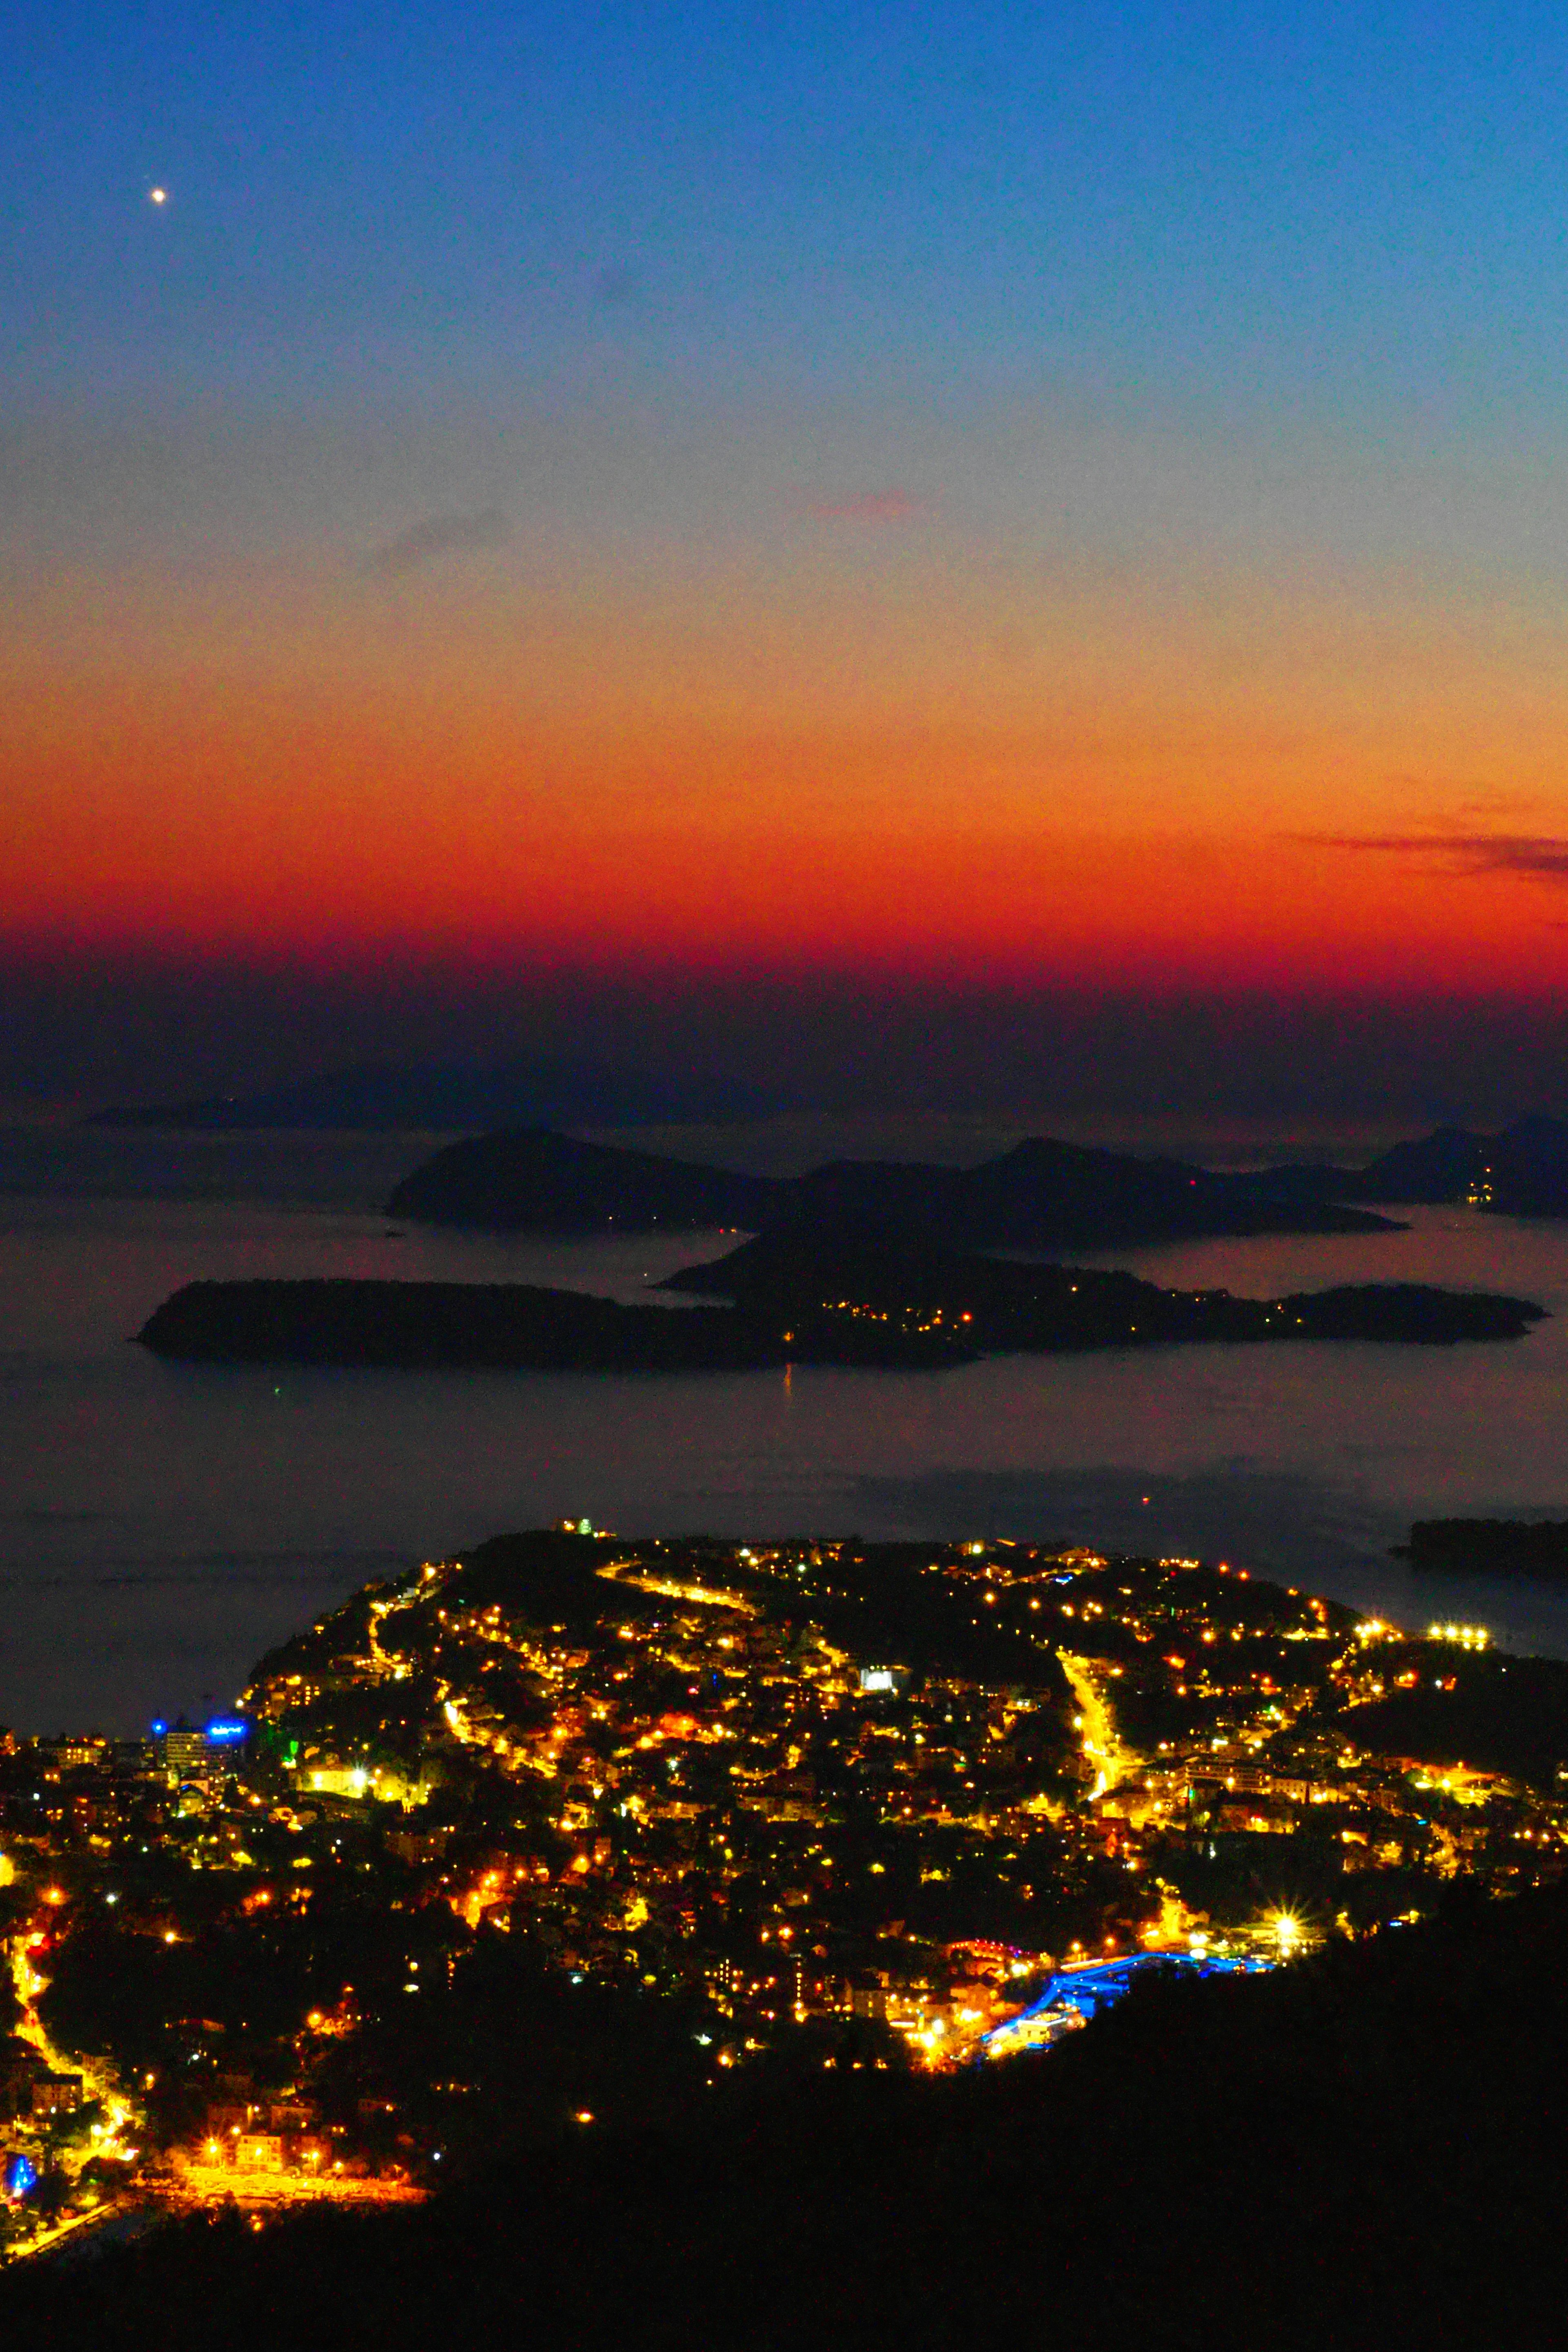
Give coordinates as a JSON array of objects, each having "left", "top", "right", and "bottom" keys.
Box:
[
  {"left": 384, "top": 1127, "right": 1399, "bottom": 1249},
  {"left": 90, "top": 1082, "right": 1568, "bottom": 1226},
  {"left": 86, "top": 1054, "right": 774, "bottom": 1134},
  {"left": 1396, "top": 1519, "right": 1568, "bottom": 1581},
  {"left": 135, "top": 1258, "right": 1546, "bottom": 1371}
]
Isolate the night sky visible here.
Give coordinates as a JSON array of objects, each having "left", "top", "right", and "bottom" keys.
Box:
[{"left": 9, "top": 2, "right": 1568, "bottom": 1111}]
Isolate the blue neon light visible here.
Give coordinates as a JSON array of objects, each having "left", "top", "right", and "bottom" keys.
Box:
[
  {"left": 4, "top": 2152, "right": 38, "bottom": 2202},
  {"left": 150, "top": 1719, "right": 168, "bottom": 1737},
  {"left": 205, "top": 1719, "right": 248, "bottom": 1744},
  {"left": 981, "top": 1948, "right": 1271, "bottom": 2058}
]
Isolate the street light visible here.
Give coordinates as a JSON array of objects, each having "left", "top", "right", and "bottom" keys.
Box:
[{"left": 1270, "top": 1910, "right": 1301, "bottom": 1958}]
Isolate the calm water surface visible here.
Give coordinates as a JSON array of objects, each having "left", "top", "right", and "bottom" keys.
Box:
[{"left": 3, "top": 1121, "right": 1567, "bottom": 1731}]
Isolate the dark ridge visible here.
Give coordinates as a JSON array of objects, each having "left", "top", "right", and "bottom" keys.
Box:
[
  {"left": 387, "top": 1127, "right": 1399, "bottom": 1245},
  {"left": 889, "top": 1134, "right": 1389, "bottom": 1247},
  {"left": 1346, "top": 1123, "right": 1493, "bottom": 1203},
  {"left": 1398, "top": 1518, "right": 1568, "bottom": 1580}
]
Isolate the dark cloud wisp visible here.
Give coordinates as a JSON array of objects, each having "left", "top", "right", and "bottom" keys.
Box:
[
  {"left": 363, "top": 506, "right": 510, "bottom": 579},
  {"left": 594, "top": 263, "right": 642, "bottom": 305},
  {"left": 1303, "top": 832, "right": 1568, "bottom": 885}
]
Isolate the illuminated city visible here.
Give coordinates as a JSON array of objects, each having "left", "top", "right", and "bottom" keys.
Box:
[{"left": 5, "top": 1521, "right": 1564, "bottom": 2257}]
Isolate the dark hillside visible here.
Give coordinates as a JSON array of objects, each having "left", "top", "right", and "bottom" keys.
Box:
[
  {"left": 1349, "top": 1116, "right": 1568, "bottom": 1214},
  {"left": 387, "top": 1127, "right": 774, "bottom": 1231},
  {"left": 8, "top": 1886, "right": 1568, "bottom": 2350},
  {"left": 1336, "top": 1648, "right": 1568, "bottom": 1786}
]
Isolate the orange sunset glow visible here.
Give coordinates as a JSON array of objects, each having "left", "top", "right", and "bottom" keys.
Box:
[
  {"left": 8, "top": 530, "right": 1568, "bottom": 1008},
  {"left": 8, "top": 0, "right": 1568, "bottom": 1115}
]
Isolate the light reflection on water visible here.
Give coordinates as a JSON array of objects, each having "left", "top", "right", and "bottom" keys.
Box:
[{"left": 2, "top": 1125, "right": 1567, "bottom": 1731}]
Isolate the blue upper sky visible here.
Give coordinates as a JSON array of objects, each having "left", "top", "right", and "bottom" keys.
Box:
[{"left": 10, "top": 0, "right": 1568, "bottom": 434}]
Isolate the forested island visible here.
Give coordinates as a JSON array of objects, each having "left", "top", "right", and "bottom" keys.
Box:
[
  {"left": 134, "top": 1256, "right": 1546, "bottom": 1371},
  {"left": 132, "top": 1280, "right": 962, "bottom": 1371}
]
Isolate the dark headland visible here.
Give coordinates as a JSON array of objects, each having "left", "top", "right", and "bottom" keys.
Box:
[
  {"left": 1343, "top": 1114, "right": 1568, "bottom": 1216},
  {"left": 1396, "top": 1518, "right": 1568, "bottom": 1581}
]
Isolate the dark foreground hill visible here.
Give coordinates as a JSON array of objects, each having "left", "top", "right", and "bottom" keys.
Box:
[
  {"left": 9, "top": 1886, "right": 1568, "bottom": 2351},
  {"left": 385, "top": 1126, "right": 1398, "bottom": 1245},
  {"left": 1340, "top": 1643, "right": 1568, "bottom": 1784}
]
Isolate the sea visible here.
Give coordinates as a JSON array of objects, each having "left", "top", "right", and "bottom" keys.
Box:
[{"left": 4, "top": 1111, "right": 1568, "bottom": 1735}]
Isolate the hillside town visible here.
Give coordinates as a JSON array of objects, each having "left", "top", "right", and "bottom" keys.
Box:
[{"left": 4, "top": 1524, "right": 1564, "bottom": 2255}]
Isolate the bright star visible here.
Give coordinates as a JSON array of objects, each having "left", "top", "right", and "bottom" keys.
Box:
[{"left": 149, "top": 187, "right": 168, "bottom": 206}]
